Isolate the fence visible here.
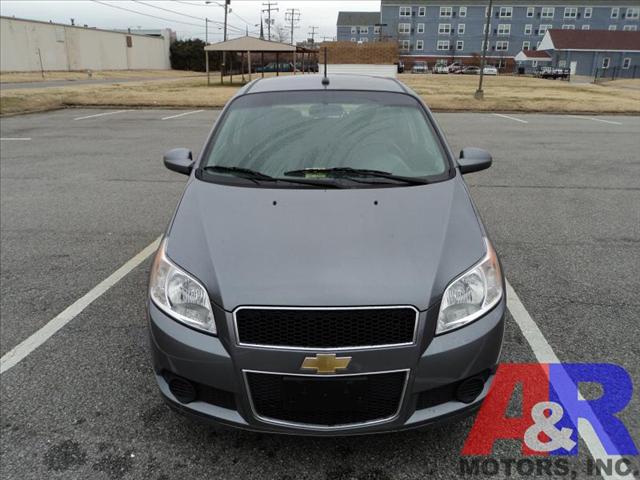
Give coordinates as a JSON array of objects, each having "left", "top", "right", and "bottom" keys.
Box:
[{"left": 593, "top": 66, "right": 638, "bottom": 83}]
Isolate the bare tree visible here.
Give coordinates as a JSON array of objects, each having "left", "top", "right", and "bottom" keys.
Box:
[{"left": 272, "top": 23, "right": 289, "bottom": 43}]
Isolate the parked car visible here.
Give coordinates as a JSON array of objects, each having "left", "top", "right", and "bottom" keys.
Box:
[
  {"left": 411, "top": 61, "right": 429, "bottom": 74},
  {"left": 460, "top": 66, "right": 481, "bottom": 75},
  {"left": 536, "top": 67, "right": 570, "bottom": 80},
  {"left": 447, "top": 62, "right": 464, "bottom": 74},
  {"left": 296, "top": 62, "right": 319, "bottom": 73},
  {"left": 483, "top": 66, "right": 498, "bottom": 76},
  {"left": 433, "top": 63, "right": 449, "bottom": 74},
  {"left": 152, "top": 74, "right": 505, "bottom": 435},
  {"left": 256, "top": 62, "right": 294, "bottom": 73}
]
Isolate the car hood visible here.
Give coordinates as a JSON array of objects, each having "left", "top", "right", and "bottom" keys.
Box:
[{"left": 166, "top": 177, "right": 486, "bottom": 312}]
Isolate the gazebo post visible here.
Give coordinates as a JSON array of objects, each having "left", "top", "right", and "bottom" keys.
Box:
[
  {"left": 261, "top": 52, "right": 265, "bottom": 78},
  {"left": 206, "top": 49, "right": 210, "bottom": 85},
  {"left": 248, "top": 50, "right": 252, "bottom": 81},
  {"left": 276, "top": 52, "right": 279, "bottom": 76},
  {"left": 293, "top": 51, "right": 296, "bottom": 75},
  {"left": 241, "top": 51, "right": 245, "bottom": 83},
  {"left": 230, "top": 52, "right": 233, "bottom": 84},
  {"left": 220, "top": 52, "right": 223, "bottom": 84}
]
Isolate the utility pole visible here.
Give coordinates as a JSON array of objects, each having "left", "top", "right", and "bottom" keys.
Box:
[
  {"left": 285, "top": 8, "right": 300, "bottom": 45},
  {"left": 223, "top": 0, "right": 229, "bottom": 41},
  {"left": 308, "top": 26, "right": 319, "bottom": 44},
  {"left": 262, "top": 2, "right": 278, "bottom": 41},
  {"left": 475, "top": 0, "right": 493, "bottom": 99}
]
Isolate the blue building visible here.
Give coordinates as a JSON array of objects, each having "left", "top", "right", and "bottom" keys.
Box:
[
  {"left": 339, "top": 1, "right": 640, "bottom": 68},
  {"left": 336, "top": 12, "right": 382, "bottom": 43}
]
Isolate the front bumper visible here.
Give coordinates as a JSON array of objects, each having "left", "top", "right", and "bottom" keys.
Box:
[{"left": 148, "top": 299, "right": 505, "bottom": 435}]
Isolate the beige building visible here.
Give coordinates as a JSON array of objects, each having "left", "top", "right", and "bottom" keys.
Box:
[{"left": 1, "top": 16, "right": 172, "bottom": 72}]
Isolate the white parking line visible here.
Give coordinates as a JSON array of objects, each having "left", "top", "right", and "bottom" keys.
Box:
[
  {"left": 0, "top": 236, "right": 161, "bottom": 375},
  {"left": 506, "top": 280, "right": 627, "bottom": 480},
  {"left": 161, "top": 110, "right": 204, "bottom": 120},
  {"left": 0, "top": 137, "right": 31, "bottom": 141},
  {"left": 566, "top": 115, "right": 622, "bottom": 125},
  {"left": 492, "top": 113, "right": 529, "bottom": 124},
  {"left": 73, "top": 110, "right": 130, "bottom": 121}
]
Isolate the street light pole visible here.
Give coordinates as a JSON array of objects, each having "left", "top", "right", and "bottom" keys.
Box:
[{"left": 475, "top": 0, "right": 493, "bottom": 99}]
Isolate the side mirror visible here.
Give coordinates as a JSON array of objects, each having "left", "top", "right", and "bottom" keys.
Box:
[
  {"left": 163, "top": 148, "right": 194, "bottom": 175},
  {"left": 458, "top": 148, "right": 492, "bottom": 174}
]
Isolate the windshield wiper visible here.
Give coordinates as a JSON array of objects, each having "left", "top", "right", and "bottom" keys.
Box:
[
  {"left": 201, "top": 165, "right": 342, "bottom": 188},
  {"left": 283, "top": 167, "right": 429, "bottom": 185}
]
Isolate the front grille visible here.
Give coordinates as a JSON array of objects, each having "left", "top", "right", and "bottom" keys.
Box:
[
  {"left": 246, "top": 371, "right": 407, "bottom": 427},
  {"left": 235, "top": 307, "right": 417, "bottom": 349}
]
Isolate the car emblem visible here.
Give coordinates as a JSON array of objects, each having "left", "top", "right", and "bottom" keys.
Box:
[{"left": 301, "top": 354, "right": 352, "bottom": 374}]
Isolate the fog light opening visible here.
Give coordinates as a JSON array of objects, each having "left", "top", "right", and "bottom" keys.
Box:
[
  {"left": 456, "top": 376, "right": 485, "bottom": 404},
  {"left": 168, "top": 376, "right": 197, "bottom": 404}
]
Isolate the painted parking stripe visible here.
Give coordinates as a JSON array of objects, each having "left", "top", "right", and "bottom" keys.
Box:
[
  {"left": 0, "top": 137, "right": 31, "bottom": 141},
  {"left": 506, "top": 280, "right": 627, "bottom": 480},
  {"left": 492, "top": 113, "right": 529, "bottom": 124},
  {"left": 161, "top": 110, "right": 204, "bottom": 120},
  {"left": 0, "top": 236, "right": 161, "bottom": 375},
  {"left": 566, "top": 115, "right": 622, "bottom": 126},
  {"left": 73, "top": 110, "right": 130, "bottom": 121}
]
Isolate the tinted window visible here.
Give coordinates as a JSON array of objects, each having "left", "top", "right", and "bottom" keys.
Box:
[{"left": 204, "top": 91, "right": 449, "bottom": 183}]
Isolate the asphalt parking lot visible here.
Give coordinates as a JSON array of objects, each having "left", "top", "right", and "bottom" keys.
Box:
[{"left": 1, "top": 108, "right": 638, "bottom": 479}]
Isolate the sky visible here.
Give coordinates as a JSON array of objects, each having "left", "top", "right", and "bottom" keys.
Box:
[{"left": 0, "top": 0, "right": 380, "bottom": 42}]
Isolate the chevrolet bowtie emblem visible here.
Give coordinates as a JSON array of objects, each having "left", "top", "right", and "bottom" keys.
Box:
[{"left": 301, "top": 354, "right": 352, "bottom": 374}]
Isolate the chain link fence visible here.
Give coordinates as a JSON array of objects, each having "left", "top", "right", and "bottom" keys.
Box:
[{"left": 594, "top": 66, "right": 638, "bottom": 83}]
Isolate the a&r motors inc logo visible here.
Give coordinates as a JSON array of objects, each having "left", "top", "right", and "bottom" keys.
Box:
[{"left": 461, "top": 363, "right": 638, "bottom": 475}]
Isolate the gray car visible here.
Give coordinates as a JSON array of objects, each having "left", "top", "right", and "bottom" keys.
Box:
[{"left": 148, "top": 74, "right": 505, "bottom": 435}]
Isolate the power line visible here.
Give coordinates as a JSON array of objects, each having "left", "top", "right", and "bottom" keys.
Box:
[
  {"left": 308, "top": 25, "right": 319, "bottom": 43},
  {"left": 91, "top": 0, "right": 207, "bottom": 29},
  {"left": 261, "top": 1, "right": 278, "bottom": 41},
  {"left": 285, "top": 8, "right": 300, "bottom": 45}
]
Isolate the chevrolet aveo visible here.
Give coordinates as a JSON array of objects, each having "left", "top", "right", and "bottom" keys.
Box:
[{"left": 148, "top": 74, "right": 505, "bottom": 435}]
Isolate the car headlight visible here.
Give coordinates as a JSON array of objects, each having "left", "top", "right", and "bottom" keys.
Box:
[
  {"left": 436, "top": 239, "right": 503, "bottom": 335},
  {"left": 149, "top": 239, "right": 216, "bottom": 335}
]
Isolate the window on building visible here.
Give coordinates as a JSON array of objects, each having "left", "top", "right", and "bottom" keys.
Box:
[
  {"left": 627, "top": 8, "right": 640, "bottom": 19},
  {"left": 524, "top": 24, "right": 532, "bottom": 35},
  {"left": 496, "top": 40, "right": 509, "bottom": 51},
  {"left": 437, "top": 39, "right": 451, "bottom": 50},
  {"left": 541, "top": 7, "right": 555, "bottom": 19},
  {"left": 399, "top": 6, "right": 411, "bottom": 17},
  {"left": 456, "top": 40, "right": 464, "bottom": 50},
  {"left": 484, "top": 23, "right": 490, "bottom": 34},
  {"left": 398, "top": 23, "right": 411, "bottom": 34},
  {"left": 374, "top": 25, "right": 380, "bottom": 34},
  {"left": 351, "top": 37, "right": 357, "bottom": 42},
  {"left": 499, "top": 7, "right": 513, "bottom": 18},
  {"left": 351, "top": 26, "right": 357, "bottom": 34},
  {"left": 562, "top": 24, "right": 575, "bottom": 30},
  {"left": 458, "top": 24, "right": 465, "bottom": 34},
  {"left": 623, "top": 58, "right": 632, "bottom": 69},
  {"left": 564, "top": 8, "right": 577, "bottom": 19},
  {"left": 482, "top": 40, "right": 490, "bottom": 51},
  {"left": 532, "top": 60, "right": 538, "bottom": 67},
  {"left": 438, "top": 23, "right": 452, "bottom": 35},
  {"left": 608, "top": 25, "right": 617, "bottom": 31},
  {"left": 416, "top": 39, "right": 424, "bottom": 50},
  {"left": 602, "top": 57, "right": 610, "bottom": 69},
  {"left": 539, "top": 24, "right": 552, "bottom": 35},
  {"left": 418, "top": 6, "right": 426, "bottom": 17},
  {"left": 459, "top": 6, "right": 467, "bottom": 17},
  {"left": 417, "top": 23, "right": 425, "bottom": 33},
  {"left": 582, "top": 24, "right": 590, "bottom": 30},
  {"left": 526, "top": 7, "right": 534, "bottom": 18},
  {"left": 400, "top": 39, "right": 410, "bottom": 50},
  {"left": 522, "top": 41, "right": 530, "bottom": 50},
  {"left": 623, "top": 25, "right": 637, "bottom": 31},
  {"left": 584, "top": 7, "right": 592, "bottom": 19},
  {"left": 498, "top": 24, "right": 511, "bottom": 36},
  {"left": 360, "top": 26, "right": 368, "bottom": 34},
  {"left": 361, "top": 37, "right": 369, "bottom": 42},
  {"left": 440, "top": 7, "right": 452, "bottom": 17},
  {"left": 611, "top": 8, "right": 619, "bottom": 19}
]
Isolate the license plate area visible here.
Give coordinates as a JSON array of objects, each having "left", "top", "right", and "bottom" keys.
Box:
[{"left": 282, "top": 376, "right": 369, "bottom": 413}]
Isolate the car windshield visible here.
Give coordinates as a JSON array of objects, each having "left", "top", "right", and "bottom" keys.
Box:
[{"left": 202, "top": 90, "right": 450, "bottom": 186}]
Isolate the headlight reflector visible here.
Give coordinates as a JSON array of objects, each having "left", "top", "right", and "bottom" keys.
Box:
[
  {"left": 149, "top": 239, "right": 216, "bottom": 334},
  {"left": 436, "top": 239, "right": 502, "bottom": 334}
]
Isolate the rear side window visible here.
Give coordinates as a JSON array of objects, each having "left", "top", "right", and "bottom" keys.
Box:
[{"left": 204, "top": 91, "right": 450, "bottom": 182}]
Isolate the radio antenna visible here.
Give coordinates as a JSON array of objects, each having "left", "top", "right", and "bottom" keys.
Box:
[{"left": 322, "top": 47, "right": 329, "bottom": 85}]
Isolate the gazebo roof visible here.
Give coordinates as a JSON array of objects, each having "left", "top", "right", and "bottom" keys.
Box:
[{"left": 204, "top": 36, "right": 296, "bottom": 52}]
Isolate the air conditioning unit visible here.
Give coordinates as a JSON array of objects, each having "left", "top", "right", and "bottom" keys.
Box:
[{"left": 537, "top": 12, "right": 541, "bottom": 18}]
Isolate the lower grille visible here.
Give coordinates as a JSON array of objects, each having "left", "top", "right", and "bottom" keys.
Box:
[
  {"left": 245, "top": 370, "right": 407, "bottom": 427},
  {"left": 235, "top": 307, "right": 418, "bottom": 349}
]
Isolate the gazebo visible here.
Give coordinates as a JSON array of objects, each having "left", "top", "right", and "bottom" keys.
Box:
[{"left": 204, "top": 36, "right": 317, "bottom": 85}]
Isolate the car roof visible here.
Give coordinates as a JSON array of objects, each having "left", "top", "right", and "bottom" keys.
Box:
[{"left": 239, "top": 74, "right": 408, "bottom": 95}]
